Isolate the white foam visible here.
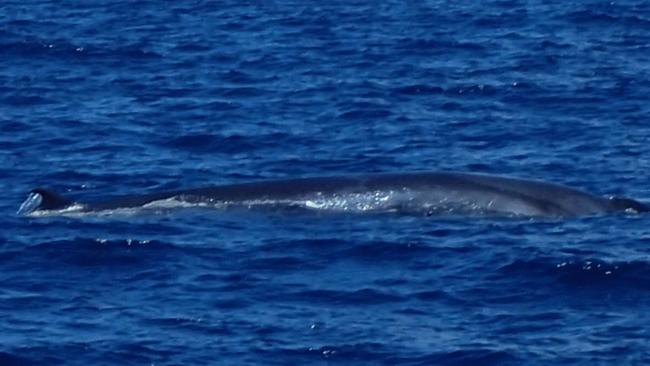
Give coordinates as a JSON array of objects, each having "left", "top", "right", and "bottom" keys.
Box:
[{"left": 26, "top": 204, "right": 87, "bottom": 217}]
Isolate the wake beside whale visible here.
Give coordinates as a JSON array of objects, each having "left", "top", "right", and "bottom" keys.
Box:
[{"left": 17, "top": 171, "right": 649, "bottom": 218}]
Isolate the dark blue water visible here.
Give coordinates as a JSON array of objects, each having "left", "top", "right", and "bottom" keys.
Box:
[{"left": 2, "top": 1, "right": 650, "bottom": 364}]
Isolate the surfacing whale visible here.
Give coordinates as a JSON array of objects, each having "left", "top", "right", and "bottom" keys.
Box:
[{"left": 18, "top": 171, "right": 649, "bottom": 218}]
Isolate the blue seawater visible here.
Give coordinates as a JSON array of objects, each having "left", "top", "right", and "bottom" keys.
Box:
[{"left": 2, "top": 1, "right": 650, "bottom": 365}]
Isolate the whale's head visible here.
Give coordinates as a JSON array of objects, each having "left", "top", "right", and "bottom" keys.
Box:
[{"left": 17, "top": 188, "right": 74, "bottom": 215}]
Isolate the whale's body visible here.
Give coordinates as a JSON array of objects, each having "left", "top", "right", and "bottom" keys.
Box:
[{"left": 18, "top": 172, "right": 649, "bottom": 217}]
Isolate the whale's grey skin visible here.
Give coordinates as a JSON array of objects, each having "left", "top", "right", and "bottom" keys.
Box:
[{"left": 19, "top": 172, "right": 649, "bottom": 217}]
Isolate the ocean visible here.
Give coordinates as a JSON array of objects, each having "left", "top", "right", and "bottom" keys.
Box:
[{"left": 2, "top": 0, "right": 650, "bottom": 364}]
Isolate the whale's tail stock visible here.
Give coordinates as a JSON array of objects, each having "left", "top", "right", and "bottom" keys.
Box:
[
  {"left": 608, "top": 196, "right": 650, "bottom": 213},
  {"left": 17, "top": 188, "right": 74, "bottom": 215}
]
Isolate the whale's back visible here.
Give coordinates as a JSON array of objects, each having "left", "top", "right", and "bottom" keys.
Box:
[{"left": 17, "top": 172, "right": 649, "bottom": 217}]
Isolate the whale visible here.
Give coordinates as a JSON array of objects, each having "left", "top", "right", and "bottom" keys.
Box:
[{"left": 17, "top": 171, "right": 649, "bottom": 217}]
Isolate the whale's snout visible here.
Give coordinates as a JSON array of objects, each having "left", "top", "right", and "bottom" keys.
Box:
[
  {"left": 17, "top": 188, "right": 74, "bottom": 215},
  {"left": 17, "top": 191, "right": 44, "bottom": 216}
]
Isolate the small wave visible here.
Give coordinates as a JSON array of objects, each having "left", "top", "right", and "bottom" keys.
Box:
[
  {"left": 338, "top": 109, "right": 392, "bottom": 120},
  {"left": 23, "top": 238, "right": 182, "bottom": 267},
  {"left": 333, "top": 240, "right": 434, "bottom": 263},
  {"left": 391, "top": 84, "right": 444, "bottom": 96},
  {"left": 498, "top": 257, "right": 650, "bottom": 291},
  {"left": 163, "top": 133, "right": 289, "bottom": 153},
  {"left": 253, "top": 344, "right": 517, "bottom": 366},
  {"left": 283, "top": 288, "right": 405, "bottom": 305},
  {"left": 219, "top": 86, "right": 267, "bottom": 98},
  {"left": 242, "top": 255, "right": 319, "bottom": 271},
  {"left": 395, "top": 38, "right": 487, "bottom": 54},
  {"left": 566, "top": 8, "right": 650, "bottom": 28},
  {"left": 2, "top": 94, "right": 55, "bottom": 106},
  {"left": 0, "top": 351, "right": 39, "bottom": 366},
  {"left": 143, "top": 316, "right": 234, "bottom": 336},
  {"left": 0, "top": 38, "right": 161, "bottom": 62}
]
